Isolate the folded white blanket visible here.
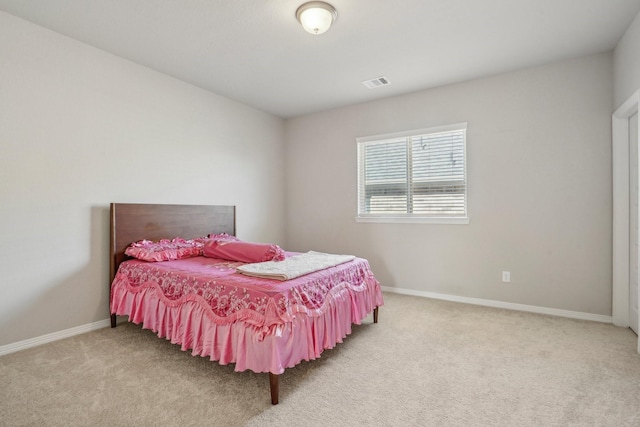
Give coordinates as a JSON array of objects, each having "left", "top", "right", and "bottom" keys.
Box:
[{"left": 236, "top": 251, "right": 356, "bottom": 281}]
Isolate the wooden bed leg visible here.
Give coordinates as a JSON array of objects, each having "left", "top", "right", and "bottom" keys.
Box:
[
  {"left": 269, "top": 373, "right": 279, "bottom": 405},
  {"left": 110, "top": 313, "right": 117, "bottom": 328},
  {"left": 373, "top": 306, "right": 379, "bottom": 324}
]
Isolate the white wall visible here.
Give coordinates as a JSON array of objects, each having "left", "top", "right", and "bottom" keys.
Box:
[
  {"left": 285, "top": 53, "right": 613, "bottom": 316},
  {"left": 0, "top": 12, "right": 285, "bottom": 346},
  {"left": 614, "top": 10, "right": 640, "bottom": 107}
]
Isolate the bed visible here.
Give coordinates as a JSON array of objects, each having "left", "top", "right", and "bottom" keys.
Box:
[{"left": 109, "top": 203, "right": 384, "bottom": 404}]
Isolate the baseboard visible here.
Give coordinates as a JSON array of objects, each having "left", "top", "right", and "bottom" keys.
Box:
[
  {"left": 0, "top": 319, "right": 111, "bottom": 357},
  {"left": 0, "top": 289, "right": 613, "bottom": 357},
  {"left": 381, "top": 286, "right": 613, "bottom": 323}
]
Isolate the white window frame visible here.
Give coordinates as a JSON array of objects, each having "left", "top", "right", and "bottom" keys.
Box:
[{"left": 356, "top": 123, "right": 469, "bottom": 224}]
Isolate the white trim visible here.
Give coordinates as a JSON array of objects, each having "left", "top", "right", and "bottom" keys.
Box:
[
  {"left": 612, "top": 90, "right": 640, "bottom": 328},
  {"left": 0, "top": 319, "right": 111, "bottom": 356},
  {"left": 355, "top": 216, "right": 469, "bottom": 224},
  {"left": 381, "top": 286, "right": 612, "bottom": 323},
  {"left": 356, "top": 122, "right": 468, "bottom": 143},
  {"left": 0, "top": 288, "right": 616, "bottom": 358}
]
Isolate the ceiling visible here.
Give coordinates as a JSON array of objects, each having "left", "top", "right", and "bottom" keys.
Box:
[{"left": 1, "top": 0, "right": 640, "bottom": 118}]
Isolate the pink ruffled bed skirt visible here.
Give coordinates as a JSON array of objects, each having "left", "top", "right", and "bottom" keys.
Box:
[{"left": 110, "top": 277, "right": 383, "bottom": 374}]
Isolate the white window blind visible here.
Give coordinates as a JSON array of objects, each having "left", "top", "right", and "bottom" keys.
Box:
[{"left": 357, "top": 123, "right": 467, "bottom": 223}]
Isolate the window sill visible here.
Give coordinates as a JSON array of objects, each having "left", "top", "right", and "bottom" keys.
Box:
[{"left": 355, "top": 216, "right": 469, "bottom": 225}]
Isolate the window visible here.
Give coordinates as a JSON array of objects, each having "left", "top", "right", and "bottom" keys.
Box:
[{"left": 356, "top": 123, "right": 468, "bottom": 224}]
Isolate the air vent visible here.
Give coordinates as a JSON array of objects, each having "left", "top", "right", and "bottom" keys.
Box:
[{"left": 362, "top": 76, "right": 390, "bottom": 89}]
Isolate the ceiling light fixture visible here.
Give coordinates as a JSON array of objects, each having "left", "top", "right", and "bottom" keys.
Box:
[{"left": 296, "top": 1, "right": 337, "bottom": 35}]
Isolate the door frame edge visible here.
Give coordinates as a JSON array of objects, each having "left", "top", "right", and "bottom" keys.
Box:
[{"left": 612, "top": 90, "right": 639, "bottom": 330}]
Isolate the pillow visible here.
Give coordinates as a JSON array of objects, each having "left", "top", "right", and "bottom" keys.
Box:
[
  {"left": 208, "top": 233, "right": 239, "bottom": 242},
  {"left": 125, "top": 237, "right": 204, "bottom": 262},
  {"left": 202, "top": 239, "right": 285, "bottom": 263}
]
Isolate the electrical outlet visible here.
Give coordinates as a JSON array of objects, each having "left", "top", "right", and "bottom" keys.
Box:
[{"left": 502, "top": 271, "right": 511, "bottom": 283}]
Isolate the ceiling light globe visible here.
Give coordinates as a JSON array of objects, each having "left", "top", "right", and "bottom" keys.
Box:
[{"left": 296, "top": 2, "right": 337, "bottom": 35}]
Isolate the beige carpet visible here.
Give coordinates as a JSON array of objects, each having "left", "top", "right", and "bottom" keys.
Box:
[{"left": 2, "top": 292, "right": 640, "bottom": 426}]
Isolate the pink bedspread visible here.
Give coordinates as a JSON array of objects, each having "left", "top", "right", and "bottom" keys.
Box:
[{"left": 110, "top": 255, "right": 383, "bottom": 374}]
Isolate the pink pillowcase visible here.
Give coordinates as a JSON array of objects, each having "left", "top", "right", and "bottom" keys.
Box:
[
  {"left": 208, "top": 233, "right": 239, "bottom": 242},
  {"left": 202, "top": 239, "right": 285, "bottom": 263},
  {"left": 125, "top": 237, "right": 204, "bottom": 262}
]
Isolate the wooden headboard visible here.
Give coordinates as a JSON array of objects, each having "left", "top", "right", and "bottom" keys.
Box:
[{"left": 109, "top": 203, "right": 236, "bottom": 282}]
